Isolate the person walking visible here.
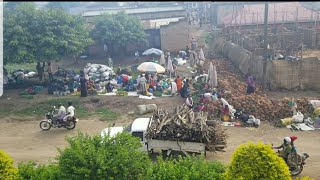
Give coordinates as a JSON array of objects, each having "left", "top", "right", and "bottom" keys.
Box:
[{"left": 79, "top": 70, "right": 88, "bottom": 97}]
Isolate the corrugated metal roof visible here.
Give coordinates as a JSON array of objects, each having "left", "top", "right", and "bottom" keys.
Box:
[
  {"left": 222, "top": 2, "right": 318, "bottom": 26},
  {"left": 82, "top": 6, "right": 186, "bottom": 17},
  {"left": 143, "top": 17, "right": 185, "bottom": 29}
]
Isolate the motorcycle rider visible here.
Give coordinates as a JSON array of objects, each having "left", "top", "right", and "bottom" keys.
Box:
[
  {"left": 54, "top": 103, "right": 66, "bottom": 125},
  {"left": 273, "top": 137, "right": 292, "bottom": 163},
  {"left": 63, "top": 102, "right": 75, "bottom": 123}
]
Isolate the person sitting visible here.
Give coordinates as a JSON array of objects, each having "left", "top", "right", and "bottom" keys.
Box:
[
  {"left": 148, "top": 85, "right": 155, "bottom": 94},
  {"left": 156, "top": 81, "right": 164, "bottom": 93},
  {"left": 63, "top": 102, "right": 75, "bottom": 123},
  {"left": 185, "top": 95, "right": 194, "bottom": 109},
  {"left": 106, "top": 82, "right": 114, "bottom": 93},
  {"left": 54, "top": 103, "right": 66, "bottom": 125},
  {"left": 290, "top": 136, "right": 298, "bottom": 154},
  {"left": 273, "top": 137, "right": 293, "bottom": 163},
  {"left": 203, "top": 90, "right": 213, "bottom": 101}
]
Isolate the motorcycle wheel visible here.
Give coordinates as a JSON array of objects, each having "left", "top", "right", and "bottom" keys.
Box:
[
  {"left": 290, "top": 164, "right": 303, "bottom": 176},
  {"left": 40, "top": 121, "right": 52, "bottom": 131},
  {"left": 65, "top": 121, "right": 76, "bottom": 130}
]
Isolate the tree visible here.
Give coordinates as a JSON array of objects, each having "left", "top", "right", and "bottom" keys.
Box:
[
  {"left": 57, "top": 132, "right": 151, "bottom": 179},
  {"left": 224, "top": 142, "right": 291, "bottom": 180},
  {"left": 0, "top": 149, "right": 18, "bottom": 180},
  {"left": 4, "top": 3, "right": 93, "bottom": 64},
  {"left": 91, "top": 12, "right": 148, "bottom": 57}
]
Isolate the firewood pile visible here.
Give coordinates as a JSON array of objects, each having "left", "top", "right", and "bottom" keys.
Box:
[
  {"left": 202, "top": 58, "right": 319, "bottom": 121},
  {"left": 145, "top": 105, "right": 228, "bottom": 152}
]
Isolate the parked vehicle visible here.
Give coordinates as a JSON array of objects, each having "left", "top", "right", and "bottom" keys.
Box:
[
  {"left": 101, "top": 118, "right": 206, "bottom": 157},
  {"left": 39, "top": 106, "right": 78, "bottom": 131}
]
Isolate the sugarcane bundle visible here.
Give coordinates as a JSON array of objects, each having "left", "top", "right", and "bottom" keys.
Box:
[{"left": 145, "top": 105, "right": 228, "bottom": 152}]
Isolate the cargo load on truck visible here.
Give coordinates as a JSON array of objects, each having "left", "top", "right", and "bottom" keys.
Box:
[{"left": 145, "top": 105, "right": 228, "bottom": 152}]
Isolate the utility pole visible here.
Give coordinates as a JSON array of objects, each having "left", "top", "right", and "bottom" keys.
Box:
[{"left": 262, "top": 2, "right": 269, "bottom": 91}]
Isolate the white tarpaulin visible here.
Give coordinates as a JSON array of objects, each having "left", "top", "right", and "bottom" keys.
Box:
[
  {"left": 208, "top": 62, "right": 217, "bottom": 87},
  {"left": 199, "top": 48, "right": 205, "bottom": 60},
  {"left": 159, "top": 53, "right": 166, "bottom": 66}
]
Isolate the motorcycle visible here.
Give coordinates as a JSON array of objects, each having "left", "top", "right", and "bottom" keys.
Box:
[
  {"left": 273, "top": 146, "right": 310, "bottom": 176},
  {"left": 39, "top": 106, "right": 79, "bottom": 131}
]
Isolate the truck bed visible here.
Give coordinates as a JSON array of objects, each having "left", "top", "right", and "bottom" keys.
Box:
[{"left": 147, "top": 139, "right": 206, "bottom": 155}]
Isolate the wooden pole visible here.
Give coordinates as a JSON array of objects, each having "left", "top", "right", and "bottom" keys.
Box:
[{"left": 262, "top": 2, "right": 269, "bottom": 91}]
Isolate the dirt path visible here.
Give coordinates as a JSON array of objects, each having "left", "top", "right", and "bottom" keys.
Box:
[{"left": 0, "top": 120, "right": 319, "bottom": 178}]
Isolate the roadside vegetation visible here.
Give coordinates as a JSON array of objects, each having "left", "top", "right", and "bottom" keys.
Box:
[
  {"left": 0, "top": 132, "right": 314, "bottom": 179},
  {"left": 0, "top": 97, "right": 119, "bottom": 121}
]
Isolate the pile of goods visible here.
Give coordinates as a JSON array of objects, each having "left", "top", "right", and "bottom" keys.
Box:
[
  {"left": 83, "top": 63, "right": 116, "bottom": 81},
  {"left": 203, "top": 59, "right": 318, "bottom": 123},
  {"left": 145, "top": 105, "right": 228, "bottom": 152}
]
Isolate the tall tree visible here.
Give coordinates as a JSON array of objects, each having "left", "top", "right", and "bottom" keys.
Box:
[
  {"left": 4, "top": 3, "right": 93, "bottom": 64},
  {"left": 91, "top": 12, "right": 148, "bottom": 57}
]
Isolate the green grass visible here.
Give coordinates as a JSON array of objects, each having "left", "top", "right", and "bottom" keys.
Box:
[
  {"left": 95, "top": 108, "right": 120, "bottom": 121},
  {"left": 6, "top": 63, "right": 37, "bottom": 73},
  {"left": 1, "top": 97, "right": 119, "bottom": 121}
]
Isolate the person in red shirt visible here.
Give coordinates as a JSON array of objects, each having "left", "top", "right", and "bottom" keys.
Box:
[{"left": 290, "top": 136, "right": 297, "bottom": 153}]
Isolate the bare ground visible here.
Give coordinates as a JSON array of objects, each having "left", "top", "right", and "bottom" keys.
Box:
[{"left": 1, "top": 24, "right": 320, "bottom": 179}]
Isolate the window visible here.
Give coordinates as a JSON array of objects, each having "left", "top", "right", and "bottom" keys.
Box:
[{"left": 132, "top": 132, "right": 144, "bottom": 141}]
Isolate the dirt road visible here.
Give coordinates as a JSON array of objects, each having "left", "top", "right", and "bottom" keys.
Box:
[{"left": 0, "top": 120, "right": 319, "bottom": 179}]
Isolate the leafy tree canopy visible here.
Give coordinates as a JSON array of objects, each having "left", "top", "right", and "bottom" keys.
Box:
[
  {"left": 4, "top": 2, "right": 93, "bottom": 64},
  {"left": 91, "top": 11, "right": 148, "bottom": 55}
]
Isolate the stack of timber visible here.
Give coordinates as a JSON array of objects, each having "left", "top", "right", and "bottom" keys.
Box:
[{"left": 145, "top": 105, "right": 228, "bottom": 152}]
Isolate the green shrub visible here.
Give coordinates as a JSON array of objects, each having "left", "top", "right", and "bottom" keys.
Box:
[
  {"left": 295, "top": 177, "right": 315, "bottom": 180},
  {"left": 146, "top": 155, "right": 225, "bottom": 180},
  {"left": 0, "top": 149, "right": 18, "bottom": 180},
  {"left": 225, "top": 142, "right": 291, "bottom": 180},
  {"left": 57, "top": 131, "right": 151, "bottom": 180},
  {"left": 18, "top": 161, "right": 60, "bottom": 180}
]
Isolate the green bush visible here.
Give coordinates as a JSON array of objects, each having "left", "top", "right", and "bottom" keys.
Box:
[
  {"left": 295, "top": 177, "right": 315, "bottom": 180},
  {"left": 225, "top": 142, "right": 291, "bottom": 180},
  {"left": 57, "top": 131, "right": 151, "bottom": 180},
  {"left": 18, "top": 161, "right": 59, "bottom": 180},
  {"left": 146, "top": 155, "right": 225, "bottom": 180},
  {"left": 0, "top": 149, "right": 18, "bottom": 180}
]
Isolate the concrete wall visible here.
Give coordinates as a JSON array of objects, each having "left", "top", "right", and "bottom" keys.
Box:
[
  {"left": 160, "top": 19, "right": 190, "bottom": 52},
  {"left": 214, "top": 37, "right": 320, "bottom": 90}
]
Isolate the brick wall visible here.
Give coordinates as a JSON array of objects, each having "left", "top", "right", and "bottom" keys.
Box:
[{"left": 160, "top": 19, "right": 190, "bottom": 52}]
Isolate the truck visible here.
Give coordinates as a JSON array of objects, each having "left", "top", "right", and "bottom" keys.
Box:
[{"left": 101, "top": 118, "right": 206, "bottom": 157}]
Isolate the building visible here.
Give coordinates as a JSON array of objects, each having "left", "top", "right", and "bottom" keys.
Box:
[{"left": 84, "top": 6, "right": 189, "bottom": 57}]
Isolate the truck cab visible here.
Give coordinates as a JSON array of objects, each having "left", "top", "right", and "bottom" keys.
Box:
[{"left": 101, "top": 118, "right": 151, "bottom": 152}]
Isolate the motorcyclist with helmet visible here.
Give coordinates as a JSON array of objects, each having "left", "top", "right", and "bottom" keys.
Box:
[{"left": 273, "top": 137, "right": 292, "bottom": 162}]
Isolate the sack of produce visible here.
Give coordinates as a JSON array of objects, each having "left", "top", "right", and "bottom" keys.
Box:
[
  {"left": 101, "top": 71, "right": 110, "bottom": 78},
  {"left": 90, "top": 68, "right": 98, "bottom": 73},
  {"left": 28, "top": 72, "right": 37, "bottom": 78},
  {"left": 136, "top": 104, "right": 157, "bottom": 115},
  {"left": 292, "top": 111, "right": 304, "bottom": 123},
  {"left": 93, "top": 73, "right": 100, "bottom": 77},
  {"left": 88, "top": 72, "right": 94, "bottom": 76},
  {"left": 83, "top": 67, "right": 90, "bottom": 74},
  {"left": 90, "top": 64, "right": 100, "bottom": 69},
  {"left": 99, "top": 67, "right": 108, "bottom": 73}
]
